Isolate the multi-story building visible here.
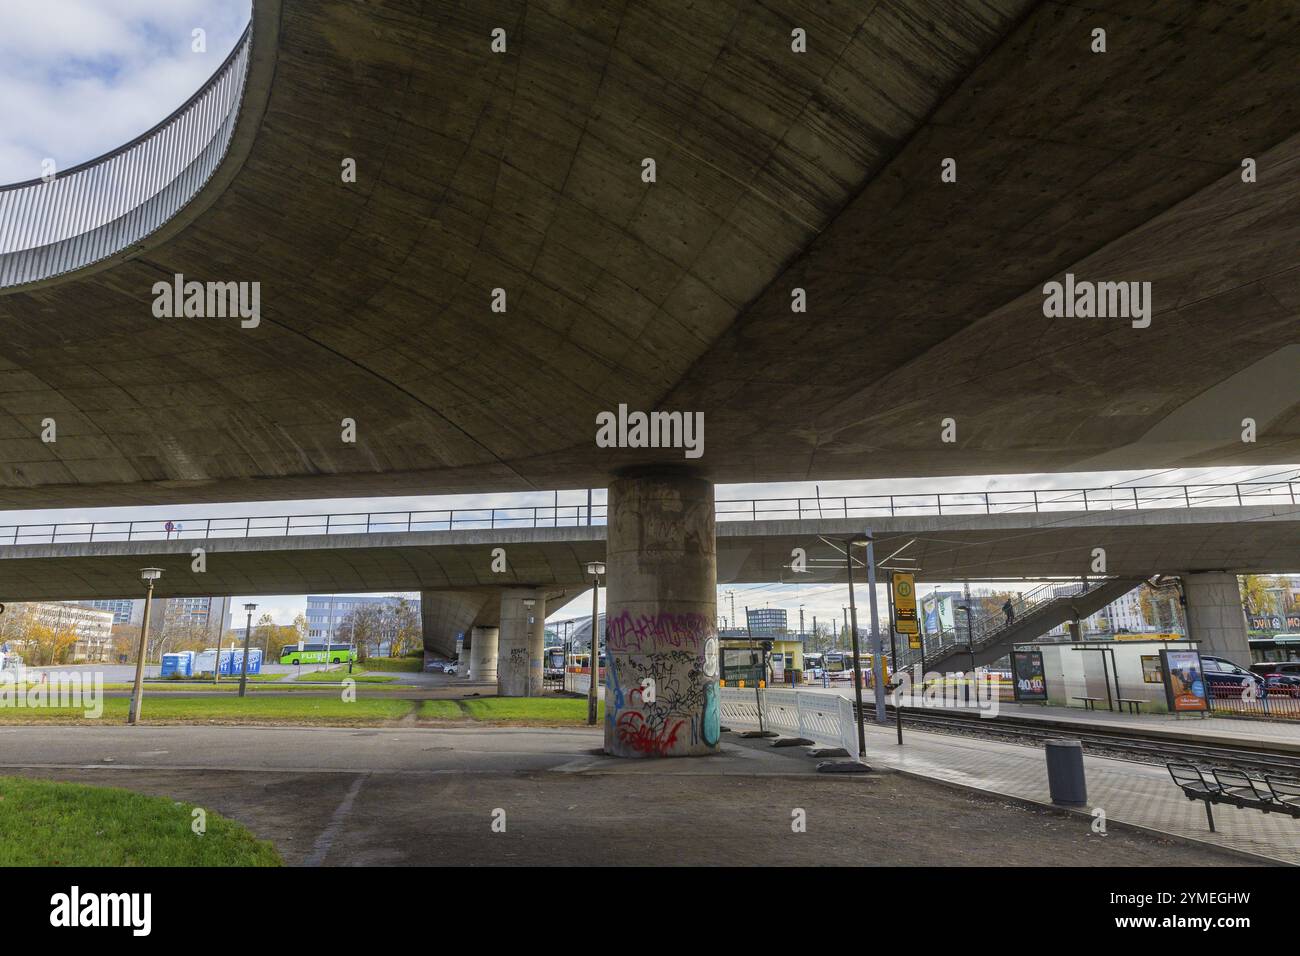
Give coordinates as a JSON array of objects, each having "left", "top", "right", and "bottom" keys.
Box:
[
  {"left": 159, "top": 596, "right": 233, "bottom": 645},
  {"left": 745, "top": 607, "right": 788, "bottom": 636},
  {"left": 79, "top": 598, "right": 144, "bottom": 626},
  {"left": 305, "top": 594, "right": 421, "bottom": 645},
  {"left": 0, "top": 602, "right": 114, "bottom": 663}
]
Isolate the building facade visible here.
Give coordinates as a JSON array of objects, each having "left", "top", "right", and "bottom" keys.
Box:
[
  {"left": 305, "top": 594, "right": 421, "bottom": 644},
  {"left": 0, "top": 602, "right": 114, "bottom": 663}
]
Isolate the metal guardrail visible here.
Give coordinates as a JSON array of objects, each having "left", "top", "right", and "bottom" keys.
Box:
[
  {"left": 0, "top": 480, "right": 1294, "bottom": 547},
  {"left": 0, "top": 23, "right": 253, "bottom": 287}
]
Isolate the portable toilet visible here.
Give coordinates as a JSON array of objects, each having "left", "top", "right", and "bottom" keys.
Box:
[
  {"left": 228, "top": 647, "right": 263, "bottom": 676},
  {"left": 194, "top": 649, "right": 218, "bottom": 675},
  {"left": 160, "top": 651, "right": 195, "bottom": 677}
]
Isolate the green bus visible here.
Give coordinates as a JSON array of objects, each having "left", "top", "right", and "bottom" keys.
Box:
[{"left": 280, "top": 643, "right": 357, "bottom": 665}]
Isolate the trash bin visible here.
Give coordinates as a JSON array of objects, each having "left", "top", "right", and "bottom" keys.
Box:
[{"left": 1044, "top": 738, "right": 1087, "bottom": 805}]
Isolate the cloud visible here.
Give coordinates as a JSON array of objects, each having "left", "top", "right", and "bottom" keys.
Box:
[{"left": 0, "top": 0, "right": 251, "bottom": 183}]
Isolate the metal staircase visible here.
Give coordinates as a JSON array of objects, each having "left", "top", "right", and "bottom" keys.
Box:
[{"left": 903, "top": 577, "right": 1147, "bottom": 672}]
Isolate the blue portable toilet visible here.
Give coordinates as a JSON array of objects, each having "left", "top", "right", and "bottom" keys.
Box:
[{"left": 160, "top": 651, "right": 194, "bottom": 677}]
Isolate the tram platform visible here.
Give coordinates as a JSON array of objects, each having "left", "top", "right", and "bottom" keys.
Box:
[
  {"left": 802, "top": 685, "right": 1300, "bottom": 752},
  {"left": 851, "top": 717, "right": 1299, "bottom": 865}
]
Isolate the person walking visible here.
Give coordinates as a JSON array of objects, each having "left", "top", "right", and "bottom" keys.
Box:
[
  {"left": 1002, "top": 599, "right": 1015, "bottom": 626},
  {"left": 164, "top": 519, "right": 175, "bottom": 539}
]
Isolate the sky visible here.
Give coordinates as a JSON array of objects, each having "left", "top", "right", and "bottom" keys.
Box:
[
  {"left": 1, "top": 3, "right": 1295, "bottom": 628},
  {"left": 0, "top": 0, "right": 251, "bottom": 184}
]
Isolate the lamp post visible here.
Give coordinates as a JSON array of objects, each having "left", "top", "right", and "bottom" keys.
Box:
[
  {"left": 845, "top": 540, "right": 867, "bottom": 759},
  {"left": 128, "top": 568, "right": 163, "bottom": 725},
  {"left": 239, "top": 603, "right": 257, "bottom": 697},
  {"left": 585, "top": 561, "right": 604, "bottom": 725}
]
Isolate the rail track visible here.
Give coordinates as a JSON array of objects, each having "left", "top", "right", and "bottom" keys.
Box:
[{"left": 849, "top": 704, "right": 1300, "bottom": 776}]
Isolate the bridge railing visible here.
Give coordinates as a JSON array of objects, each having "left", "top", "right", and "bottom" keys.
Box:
[
  {"left": 0, "top": 480, "right": 1294, "bottom": 547},
  {"left": 0, "top": 23, "right": 253, "bottom": 288}
]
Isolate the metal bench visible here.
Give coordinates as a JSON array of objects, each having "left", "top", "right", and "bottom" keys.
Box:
[
  {"left": 1072, "top": 696, "right": 1103, "bottom": 710},
  {"left": 1115, "top": 697, "right": 1144, "bottom": 713},
  {"left": 1167, "top": 763, "right": 1300, "bottom": 832}
]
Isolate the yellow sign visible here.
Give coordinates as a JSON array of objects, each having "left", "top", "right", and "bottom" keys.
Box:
[{"left": 892, "top": 572, "right": 918, "bottom": 635}]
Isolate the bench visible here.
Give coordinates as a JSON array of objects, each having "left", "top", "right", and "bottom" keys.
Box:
[
  {"left": 1072, "top": 696, "right": 1103, "bottom": 710},
  {"left": 1115, "top": 697, "right": 1144, "bottom": 714},
  {"left": 1167, "top": 763, "right": 1300, "bottom": 831}
]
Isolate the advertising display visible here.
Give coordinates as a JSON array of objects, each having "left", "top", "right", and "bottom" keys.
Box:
[
  {"left": 1011, "top": 650, "right": 1047, "bottom": 701},
  {"left": 922, "top": 593, "right": 955, "bottom": 635},
  {"left": 1160, "top": 648, "right": 1209, "bottom": 713}
]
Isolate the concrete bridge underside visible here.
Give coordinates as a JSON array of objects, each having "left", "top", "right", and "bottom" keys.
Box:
[{"left": 0, "top": 0, "right": 1297, "bottom": 510}]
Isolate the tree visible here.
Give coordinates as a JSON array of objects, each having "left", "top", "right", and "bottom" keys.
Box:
[
  {"left": 384, "top": 598, "right": 421, "bottom": 657},
  {"left": 339, "top": 603, "right": 386, "bottom": 660}
]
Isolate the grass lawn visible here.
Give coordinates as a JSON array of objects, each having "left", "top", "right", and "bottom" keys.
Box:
[
  {"left": 416, "top": 697, "right": 605, "bottom": 724},
  {"left": 0, "top": 776, "right": 281, "bottom": 866},
  {"left": 294, "top": 667, "right": 397, "bottom": 683},
  {"left": 103, "top": 681, "right": 316, "bottom": 692},
  {"left": 0, "top": 696, "right": 415, "bottom": 725},
  {"left": 360, "top": 656, "right": 424, "bottom": 672}
]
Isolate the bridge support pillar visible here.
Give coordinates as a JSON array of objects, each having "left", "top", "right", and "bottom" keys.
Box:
[
  {"left": 420, "top": 590, "right": 487, "bottom": 661},
  {"left": 469, "top": 626, "right": 499, "bottom": 683},
  {"left": 458, "top": 630, "right": 471, "bottom": 674},
  {"left": 497, "top": 590, "right": 546, "bottom": 696},
  {"left": 1182, "top": 572, "right": 1250, "bottom": 664},
  {"left": 604, "top": 471, "right": 719, "bottom": 758}
]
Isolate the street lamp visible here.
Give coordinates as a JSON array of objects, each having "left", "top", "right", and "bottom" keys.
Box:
[
  {"left": 239, "top": 603, "right": 257, "bottom": 697},
  {"left": 585, "top": 561, "right": 605, "bottom": 725},
  {"left": 128, "top": 568, "right": 163, "bottom": 725}
]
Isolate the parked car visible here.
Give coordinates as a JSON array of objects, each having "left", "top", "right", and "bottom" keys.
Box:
[
  {"left": 1250, "top": 660, "right": 1300, "bottom": 678},
  {"left": 1262, "top": 673, "right": 1300, "bottom": 698},
  {"left": 441, "top": 663, "right": 458, "bottom": 675},
  {"left": 1200, "top": 655, "right": 1265, "bottom": 697}
]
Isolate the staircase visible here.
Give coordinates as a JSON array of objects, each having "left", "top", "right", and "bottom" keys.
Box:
[{"left": 909, "top": 577, "right": 1147, "bottom": 672}]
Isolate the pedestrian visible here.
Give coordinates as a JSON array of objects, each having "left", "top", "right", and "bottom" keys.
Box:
[
  {"left": 164, "top": 519, "right": 174, "bottom": 539},
  {"left": 1002, "top": 599, "right": 1015, "bottom": 626}
]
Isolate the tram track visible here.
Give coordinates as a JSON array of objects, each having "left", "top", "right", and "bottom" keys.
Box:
[{"left": 852, "top": 704, "right": 1300, "bottom": 776}]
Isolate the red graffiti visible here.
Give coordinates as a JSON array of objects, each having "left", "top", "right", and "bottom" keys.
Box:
[
  {"left": 606, "top": 610, "right": 714, "bottom": 653},
  {"left": 616, "top": 712, "right": 684, "bottom": 756}
]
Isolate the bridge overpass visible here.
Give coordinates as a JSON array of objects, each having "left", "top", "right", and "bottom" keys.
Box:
[
  {"left": 1, "top": 483, "right": 1294, "bottom": 673},
  {"left": 2, "top": 1, "right": 1296, "bottom": 754}
]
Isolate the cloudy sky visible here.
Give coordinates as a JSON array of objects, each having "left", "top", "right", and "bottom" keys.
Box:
[
  {"left": 0, "top": 0, "right": 250, "bottom": 183},
  {"left": 1, "top": 3, "right": 1294, "bottom": 628}
]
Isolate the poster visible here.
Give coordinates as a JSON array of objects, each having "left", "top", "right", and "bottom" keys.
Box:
[
  {"left": 1011, "top": 650, "right": 1047, "bottom": 701},
  {"left": 1160, "top": 648, "right": 1208, "bottom": 713}
]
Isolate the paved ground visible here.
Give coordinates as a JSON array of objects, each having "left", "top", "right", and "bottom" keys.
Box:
[{"left": 0, "top": 724, "right": 1256, "bottom": 866}]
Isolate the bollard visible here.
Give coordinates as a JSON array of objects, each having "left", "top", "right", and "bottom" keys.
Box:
[{"left": 1044, "top": 738, "right": 1087, "bottom": 805}]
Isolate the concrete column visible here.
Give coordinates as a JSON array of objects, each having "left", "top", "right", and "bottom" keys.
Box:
[
  {"left": 497, "top": 589, "right": 546, "bottom": 697},
  {"left": 469, "top": 626, "right": 499, "bottom": 683},
  {"left": 1182, "top": 572, "right": 1250, "bottom": 664},
  {"left": 604, "top": 472, "right": 719, "bottom": 758},
  {"left": 1068, "top": 618, "right": 1082, "bottom": 642},
  {"left": 458, "top": 629, "right": 471, "bottom": 674},
  {"left": 420, "top": 590, "right": 488, "bottom": 660}
]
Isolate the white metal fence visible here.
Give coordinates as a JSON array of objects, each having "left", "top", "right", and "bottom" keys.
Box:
[{"left": 719, "top": 686, "right": 859, "bottom": 755}]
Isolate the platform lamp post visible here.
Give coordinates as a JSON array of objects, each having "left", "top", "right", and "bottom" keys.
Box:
[
  {"left": 238, "top": 603, "right": 257, "bottom": 697},
  {"left": 585, "top": 561, "right": 605, "bottom": 725},
  {"left": 128, "top": 568, "right": 163, "bottom": 725}
]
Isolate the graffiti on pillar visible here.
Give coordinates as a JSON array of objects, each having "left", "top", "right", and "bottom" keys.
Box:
[
  {"left": 702, "top": 681, "right": 720, "bottom": 746},
  {"left": 605, "top": 610, "right": 714, "bottom": 653},
  {"left": 610, "top": 650, "right": 717, "bottom": 754},
  {"left": 615, "top": 711, "right": 685, "bottom": 756},
  {"left": 508, "top": 648, "right": 527, "bottom": 666}
]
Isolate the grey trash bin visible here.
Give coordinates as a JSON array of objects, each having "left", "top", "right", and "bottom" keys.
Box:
[{"left": 1044, "top": 738, "right": 1087, "bottom": 805}]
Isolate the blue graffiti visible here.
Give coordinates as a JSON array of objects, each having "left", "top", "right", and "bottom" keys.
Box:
[{"left": 702, "top": 681, "right": 720, "bottom": 746}]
